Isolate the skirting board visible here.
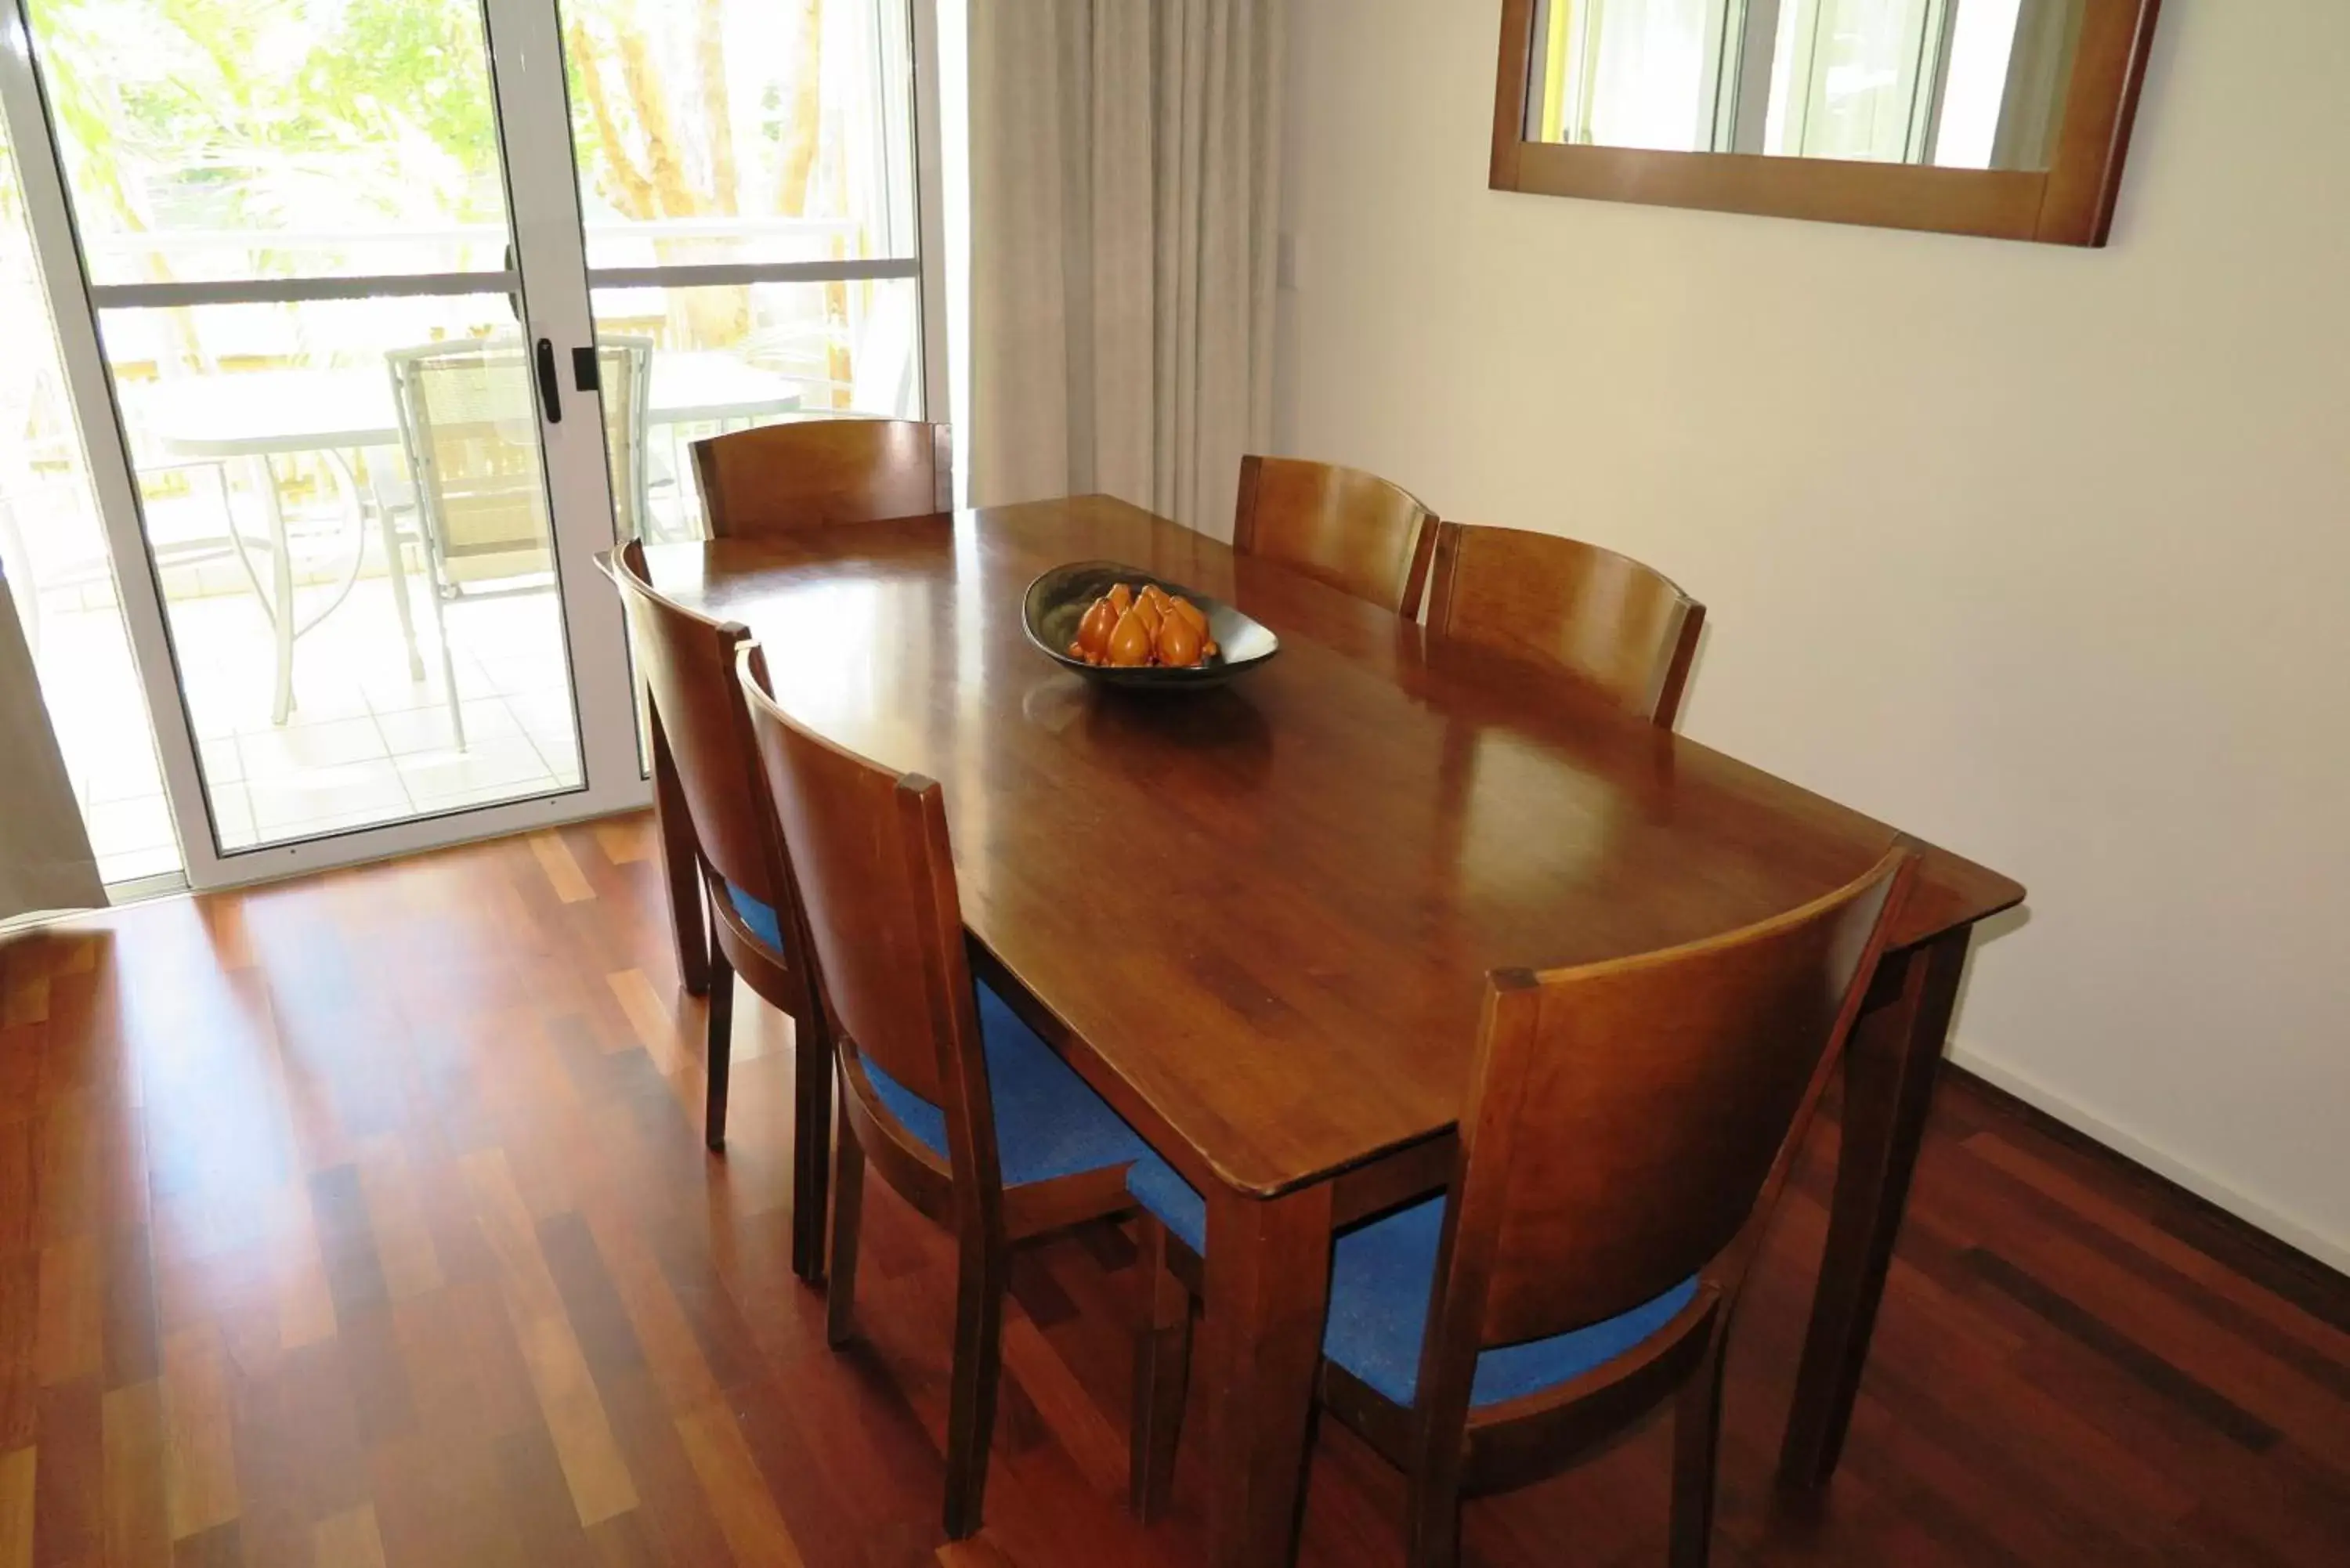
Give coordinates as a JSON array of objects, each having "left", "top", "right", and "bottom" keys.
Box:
[{"left": 1947, "top": 1040, "right": 2350, "bottom": 1279}]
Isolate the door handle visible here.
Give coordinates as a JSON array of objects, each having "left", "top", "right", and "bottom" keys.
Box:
[{"left": 534, "top": 337, "right": 562, "bottom": 425}]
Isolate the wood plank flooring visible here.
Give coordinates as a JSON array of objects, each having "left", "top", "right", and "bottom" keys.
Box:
[{"left": 1, "top": 813, "right": 2345, "bottom": 1567}]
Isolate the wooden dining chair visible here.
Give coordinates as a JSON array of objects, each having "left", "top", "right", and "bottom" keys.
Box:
[
  {"left": 595, "top": 541, "right": 831, "bottom": 1281},
  {"left": 1426, "top": 522, "right": 1706, "bottom": 729},
  {"left": 1233, "top": 454, "right": 1440, "bottom": 616},
  {"left": 691, "top": 417, "right": 954, "bottom": 537},
  {"left": 1124, "top": 845, "right": 1917, "bottom": 1567},
  {"left": 658, "top": 417, "right": 953, "bottom": 1003},
  {"left": 735, "top": 643, "right": 1152, "bottom": 1540}
]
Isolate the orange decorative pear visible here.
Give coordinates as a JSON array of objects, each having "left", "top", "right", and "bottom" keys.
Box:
[
  {"left": 1107, "top": 609, "right": 1153, "bottom": 667},
  {"left": 1155, "top": 609, "right": 1202, "bottom": 668},
  {"left": 1076, "top": 595, "right": 1119, "bottom": 661}
]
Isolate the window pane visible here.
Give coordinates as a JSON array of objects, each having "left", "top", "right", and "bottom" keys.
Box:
[
  {"left": 27, "top": 0, "right": 513, "bottom": 284},
  {"left": 101, "top": 297, "right": 586, "bottom": 851},
  {"left": 1537, "top": 0, "right": 1728, "bottom": 154},
  {"left": 594, "top": 276, "right": 922, "bottom": 540},
  {"left": 1767, "top": 0, "right": 1941, "bottom": 163},
  {"left": 1934, "top": 0, "right": 2022, "bottom": 168},
  {"left": 564, "top": 0, "right": 917, "bottom": 270}
]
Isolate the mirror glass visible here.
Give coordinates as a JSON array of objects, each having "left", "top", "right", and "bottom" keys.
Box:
[{"left": 1524, "top": 0, "right": 2085, "bottom": 170}]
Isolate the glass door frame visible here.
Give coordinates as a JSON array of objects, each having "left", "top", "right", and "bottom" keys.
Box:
[{"left": 0, "top": 0, "right": 949, "bottom": 893}]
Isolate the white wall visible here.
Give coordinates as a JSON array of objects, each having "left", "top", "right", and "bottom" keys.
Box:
[{"left": 1274, "top": 0, "right": 2350, "bottom": 1267}]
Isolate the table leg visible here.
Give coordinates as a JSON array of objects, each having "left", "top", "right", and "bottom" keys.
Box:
[
  {"left": 371, "top": 473, "right": 425, "bottom": 682},
  {"left": 650, "top": 713, "right": 709, "bottom": 997},
  {"left": 1778, "top": 926, "right": 1971, "bottom": 1489},
  {"left": 1200, "top": 1180, "right": 1334, "bottom": 1568},
  {"left": 256, "top": 456, "right": 297, "bottom": 725}
]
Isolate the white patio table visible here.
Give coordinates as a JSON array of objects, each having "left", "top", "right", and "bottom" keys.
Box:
[{"left": 125, "top": 352, "right": 803, "bottom": 724}]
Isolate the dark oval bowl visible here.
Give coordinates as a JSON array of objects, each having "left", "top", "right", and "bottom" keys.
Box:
[{"left": 1022, "top": 562, "right": 1279, "bottom": 689}]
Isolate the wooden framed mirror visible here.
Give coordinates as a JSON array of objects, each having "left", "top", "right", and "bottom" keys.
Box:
[{"left": 1490, "top": 0, "right": 2164, "bottom": 245}]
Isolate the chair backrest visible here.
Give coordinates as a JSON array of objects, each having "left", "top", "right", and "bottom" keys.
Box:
[
  {"left": 736, "top": 644, "right": 1002, "bottom": 1188},
  {"left": 598, "top": 540, "right": 783, "bottom": 916},
  {"left": 387, "top": 337, "right": 653, "bottom": 565},
  {"left": 1425, "top": 523, "right": 1705, "bottom": 729},
  {"left": 1425, "top": 846, "right": 1914, "bottom": 1380},
  {"left": 1232, "top": 455, "right": 1438, "bottom": 617},
  {"left": 596, "top": 337, "right": 655, "bottom": 543},
  {"left": 387, "top": 340, "right": 548, "bottom": 568},
  {"left": 692, "top": 418, "right": 953, "bottom": 538}
]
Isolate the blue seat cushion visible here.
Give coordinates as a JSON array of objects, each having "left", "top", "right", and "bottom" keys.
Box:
[
  {"left": 856, "top": 979, "right": 1153, "bottom": 1189},
  {"left": 722, "top": 880, "right": 786, "bottom": 952},
  {"left": 1126, "top": 1144, "right": 1211, "bottom": 1250},
  {"left": 1126, "top": 1150, "right": 1699, "bottom": 1409}
]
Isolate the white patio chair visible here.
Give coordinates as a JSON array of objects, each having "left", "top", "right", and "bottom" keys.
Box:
[{"left": 381, "top": 335, "right": 652, "bottom": 750}]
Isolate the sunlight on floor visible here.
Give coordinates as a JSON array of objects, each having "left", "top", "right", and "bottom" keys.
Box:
[{"left": 34, "top": 570, "right": 584, "bottom": 878}]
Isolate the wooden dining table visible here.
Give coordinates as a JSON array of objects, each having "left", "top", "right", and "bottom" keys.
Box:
[{"left": 639, "top": 493, "right": 2026, "bottom": 1568}]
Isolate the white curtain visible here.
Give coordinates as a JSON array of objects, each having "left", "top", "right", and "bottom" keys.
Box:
[
  {"left": 967, "top": 0, "right": 1284, "bottom": 537},
  {"left": 0, "top": 565, "right": 103, "bottom": 921}
]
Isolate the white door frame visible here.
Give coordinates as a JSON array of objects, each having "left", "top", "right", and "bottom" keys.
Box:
[
  {"left": 477, "top": 0, "right": 644, "bottom": 831},
  {"left": 912, "top": 0, "right": 954, "bottom": 424},
  {"left": 0, "top": 0, "right": 948, "bottom": 893}
]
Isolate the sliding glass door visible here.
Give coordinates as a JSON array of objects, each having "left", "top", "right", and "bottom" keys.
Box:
[
  {"left": 557, "top": 0, "right": 939, "bottom": 537},
  {"left": 0, "top": 0, "right": 941, "bottom": 890}
]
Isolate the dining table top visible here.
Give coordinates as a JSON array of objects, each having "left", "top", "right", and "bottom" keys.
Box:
[{"left": 641, "top": 494, "right": 2024, "bottom": 1200}]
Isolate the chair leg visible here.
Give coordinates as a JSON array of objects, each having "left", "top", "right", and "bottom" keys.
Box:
[
  {"left": 1129, "top": 1215, "right": 1193, "bottom": 1522},
  {"left": 418, "top": 554, "right": 466, "bottom": 751},
  {"left": 1671, "top": 1335, "right": 1730, "bottom": 1568},
  {"left": 942, "top": 1241, "right": 1008, "bottom": 1541},
  {"left": 258, "top": 457, "right": 297, "bottom": 725},
  {"left": 1402, "top": 1476, "right": 1463, "bottom": 1568},
  {"left": 649, "top": 721, "right": 708, "bottom": 997},
  {"left": 788, "top": 1012, "right": 833, "bottom": 1283},
  {"left": 824, "top": 1123, "right": 866, "bottom": 1350},
  {"left": 703, "top": 927, "right": 733, "bottom": 1152}
]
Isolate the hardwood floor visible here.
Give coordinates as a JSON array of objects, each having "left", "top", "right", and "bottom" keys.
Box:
[{"left": 1, "top": 814, "right": 2344, "bottom": 1567}]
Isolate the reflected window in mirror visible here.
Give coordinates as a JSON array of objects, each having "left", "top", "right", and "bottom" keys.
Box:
[{"left": 1525, "top": 0, "right": 2087, "bottom": 172}]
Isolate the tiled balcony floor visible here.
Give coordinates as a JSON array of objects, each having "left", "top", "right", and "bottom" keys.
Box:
[{"left": 30, "top": 572, "right": 584, "bottom": 882}]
